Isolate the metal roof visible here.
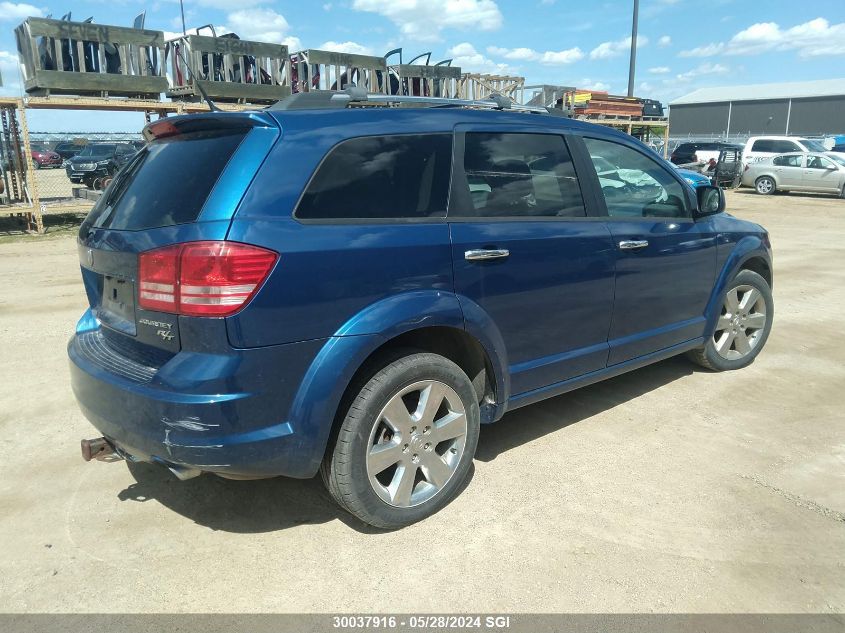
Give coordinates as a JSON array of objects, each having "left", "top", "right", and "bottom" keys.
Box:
[{"left": 670, "top": 78, "right": 845, "bottom": 105}]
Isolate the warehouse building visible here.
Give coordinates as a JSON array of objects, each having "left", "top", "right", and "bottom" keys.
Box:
[{"left": 669, "top": 78, "right": 845, "bottom": 137}]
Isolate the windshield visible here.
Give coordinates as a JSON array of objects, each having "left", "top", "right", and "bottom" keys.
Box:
[
  {"left": 79, "top": 144, "right": 116, "bottom": 158},
  {"left": 828, "top": 154, "right": 845, "bottom": 167},
  {"left": 800, "top": 139, "right": 827, "bottom": 152}
]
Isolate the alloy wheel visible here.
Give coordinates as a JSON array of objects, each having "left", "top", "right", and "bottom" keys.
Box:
[
  {"left": 366, "top": 380, "right": 467, "bottom": 508},
  {"left": 713, "top": 284, "right": 768, "bottom": 360},
  {"left": 756, "top": 178, "right": 773, "bottom": 194}
]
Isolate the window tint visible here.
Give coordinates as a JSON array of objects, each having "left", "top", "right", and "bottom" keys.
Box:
[
  {"left": 772, "top": 155, "right": 802, "bottom": 167},
  {"left": 83, "top": 129, "right": 246, "bottom": 231},
  {"left": 751, "top": 140, "right": 773, "bottom": 152},
  {"left": 800, "top": 138, "right": 827, "bottom": 152},
  {"left": 806, "top": 155, "right": 834, "bottom": 169},
  {"left": 455, "top": 133, "right": 585, "bottom": 218},
  {"left": 584, "top": 137, "right": 690, "bottom": 219},
  {"left": 296, "top": 134, "right": 452, "bottom": 220},
  {"left": 773, "top": 140, "right": 801, "bottom": 153}
]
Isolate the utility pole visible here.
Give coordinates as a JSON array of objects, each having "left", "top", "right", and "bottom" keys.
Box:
[
  {"left": 179, "top": 0, "right": 187, "bottom": 35},
  {"left": 627, "top": 0, "right": 639, "bottom": 97}
]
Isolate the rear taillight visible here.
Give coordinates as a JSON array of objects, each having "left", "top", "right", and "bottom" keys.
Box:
[{"left": 138, "top": 241, "right": 277, "bottom": 317}]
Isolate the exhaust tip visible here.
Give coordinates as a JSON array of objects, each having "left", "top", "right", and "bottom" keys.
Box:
[
  {"left": 81, "top": 437, "right": 115, "bottom": 462},
  {"left": 168, "top": 465, "right": 202, "bottom": 481}
]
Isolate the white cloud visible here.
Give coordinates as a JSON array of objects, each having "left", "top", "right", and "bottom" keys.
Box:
[
  {"left": 679, "top": 42, "right": 725, "bottom": 57},
  {"left": 0, "top": 50, "right": 21, "bottom": 95},
  {"left": 649, "top": 66, "right": 671, "bottom": 74},
  {"left": 487, "top": 45, "right": 583, "bottom": 65},
  {"left": 352, "top": 0, "right": 503, "bottom": 42},
  {"left": 226, "top": 8, "right": 292, "bottom": 43},
  {"left": 680, "top": 17, "right": 845, "bottom": 58},
  {"left": 580, "top": 79, "right": 610, "bottom": 91},
  {"left": 323, "top": 3, "right": 333, "bottom": 10},
  {"left": 447, "top": 42, "right": 512, "bottom": 74},
  {"left": 319, "top": 41, "right": 374, "bottom": 56},
  {"left": 676, "top": 62, "right": 730, "bottom": 82},
  {"left": 0, "top": 1, "right": 44, "bottom": 21},
  {"left": 658, "top": 35, "right": 672, "bottom": 47},
  {"left": 282, "top": 36, "right": 302, "bottom": 51},
  {"left": 589, "top": 35, "right": 648, "bottom": 60}
]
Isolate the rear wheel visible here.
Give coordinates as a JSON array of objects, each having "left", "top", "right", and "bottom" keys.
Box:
[
  {"left": 688, "top": 269, "right": 773, "bottom": 371},
  {"left": 32, "top": 159, "right": 41, "bottom": 170},
  {"left": 755, "top": 176, "right": 775, "bottom": 195},
  {"left": 321, "top": 352, "right": 480, "bottom": 529}
]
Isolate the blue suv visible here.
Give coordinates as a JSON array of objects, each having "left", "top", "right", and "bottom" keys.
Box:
[{"left": 70, "top": 93, "right": 773, "bottom": 528}]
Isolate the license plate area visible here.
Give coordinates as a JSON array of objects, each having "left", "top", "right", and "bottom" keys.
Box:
[{"left": 97, "top": 276, "right": 136, "bottom": 335}]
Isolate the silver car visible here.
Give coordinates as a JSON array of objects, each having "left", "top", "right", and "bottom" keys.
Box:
[{"left": 742, "top": 152, "right": 845, "bottom": 197}]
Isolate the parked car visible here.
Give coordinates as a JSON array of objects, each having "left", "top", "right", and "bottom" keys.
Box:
[
  {"left": 53, "top": 141, "right": 86, "bottom": 161},
  {"left": 65, "top": 143, "right": 136, "bottom": 186},
  {"left": 671, "top": 163, "right": 711, "bottom": 188},
  {"left": 670, "top": 141, "right": 742, "bottom": 166},
  {"left": 70, "top": 98, "right": 774, "bottom": 528},
  {"left": 30, "top": 146, "right": 63, "bottom": 169},
  {"left": 742, "top": 152, "right": 845, "bottom": 197},
  {"left": 742, "top": 136, "right": 839, "bottom": 165}
]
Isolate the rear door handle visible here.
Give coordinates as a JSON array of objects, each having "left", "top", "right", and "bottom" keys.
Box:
[
  {"left": 618, "top": 240, "right": 649, "bottom": 251},
  {"left": 464, "top": 249, "right": 510, "bottom": 261}
]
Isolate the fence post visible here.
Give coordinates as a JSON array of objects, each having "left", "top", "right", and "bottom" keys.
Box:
[{"left": 17, "top": 100, "right": 43, "bottom": 233}]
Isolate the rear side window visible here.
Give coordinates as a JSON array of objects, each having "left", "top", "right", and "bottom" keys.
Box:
[
  {"left": 772, "top": 155, "right": 802, "bottom": 167},
  {"left": 296, "top": 134, "right": 452, "bottom": 220},
  {"left": 85, "top": 129, "right": 246, "bottom": 231},
  {"left": 454, "top": 132, "right": 585, "bottom": 218},
  {"left": 752, "top": 139, "right": 801, "bottom": 153}
]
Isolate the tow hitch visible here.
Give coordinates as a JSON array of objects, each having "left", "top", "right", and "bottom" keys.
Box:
[{"left": 80, "top": 437, "right": 116, "bottom": 461}]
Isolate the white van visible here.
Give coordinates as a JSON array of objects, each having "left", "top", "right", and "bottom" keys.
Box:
[{"left": 743, "top": 136, "right": 841, "bottom": 165}]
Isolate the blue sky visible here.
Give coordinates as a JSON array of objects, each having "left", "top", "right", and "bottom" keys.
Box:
[{"left": 1, "top": 0, "right": 844, "bottom": 132}]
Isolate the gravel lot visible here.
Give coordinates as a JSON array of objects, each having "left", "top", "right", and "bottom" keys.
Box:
[{"left": 0, "top": 190, "right": 843, "bottom": 613}]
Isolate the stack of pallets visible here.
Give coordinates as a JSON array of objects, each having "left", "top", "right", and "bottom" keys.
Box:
[{"left": 573, "top": 91, "right": 643, "bottom": 118}]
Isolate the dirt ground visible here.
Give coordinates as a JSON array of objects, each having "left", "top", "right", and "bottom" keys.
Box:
[{"left": 0, "top": 190, "right": 843, "bottom": 613}]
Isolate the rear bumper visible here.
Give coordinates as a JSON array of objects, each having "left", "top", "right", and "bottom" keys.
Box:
[{"left": 68, "top": 323, "right": 327, "bottom": 479}]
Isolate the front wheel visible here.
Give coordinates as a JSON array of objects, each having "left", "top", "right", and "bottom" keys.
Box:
[
  {"left": 32, "top": 159, "right": 41, "bottom": 170},
  {"left": 688, "top": 269, "right": 773, "bottom": 371},
  {"left": 322, "top": 352, "right": 480, "bottom": 529},
  {"left": 755, "top": 176, "right": 775, "bottom": 195}
]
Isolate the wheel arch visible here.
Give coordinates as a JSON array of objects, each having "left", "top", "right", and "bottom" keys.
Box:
[
  {"left": 286, "top": 291, "right": 509, "bottom": 478},
  {"left": 705, "top": 238, "right": 772, "bottom": 335}
]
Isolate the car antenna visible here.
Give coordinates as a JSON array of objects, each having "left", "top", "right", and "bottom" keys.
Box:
[{"left": 173, "top": 44, "right": 221, "bottom": 112}]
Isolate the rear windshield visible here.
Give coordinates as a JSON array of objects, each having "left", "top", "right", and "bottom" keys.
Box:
[
  {"left": 83, "top": 129, "right": 245, "bottom": 231},
  {"left": 80, "top": 144, "right": 116, "bottom": 157}
]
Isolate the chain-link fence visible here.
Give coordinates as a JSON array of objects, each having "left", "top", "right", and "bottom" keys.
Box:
[{"left": 27, "top": 130, "right": 143, "bottom": 212}]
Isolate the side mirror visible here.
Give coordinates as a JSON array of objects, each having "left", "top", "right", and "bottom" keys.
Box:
[
  {"left": 695, "top": 185, "right": 725, "bottom": 218},
  {"left": 827, "top": 164, "right": 837, "bottom": 170}
]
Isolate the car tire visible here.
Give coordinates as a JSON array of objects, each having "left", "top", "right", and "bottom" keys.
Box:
[
  {"left": 755, "top": 176, "right": 775, "bottom": 195},
  {"left": 32, "top": 160, "right": 40, "bottom": 170},
  {"left": 321, "top": 351, "right": 480, "bottom": 529},
  {"left": 688, "top": 269, "right": 773, "bottom": 372}
]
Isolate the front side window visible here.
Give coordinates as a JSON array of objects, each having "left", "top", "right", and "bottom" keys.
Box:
[
  {"left": 454, "top": 132, "right": 585, "bottom": 218},
  {"left": 773, "top": 155, "right": 802, "bottom": 167},
  {"left": 772, "top": 140, "right": 802, "bottom": 153},
  {"left": 806, "top": 155, "right": 834, "bottom": 170},
  {"left": 584, "top": 137, "right": 690, "bottom": 219},
  {"left": 296, "top": 134, "right": 452, "bottom": 220}
]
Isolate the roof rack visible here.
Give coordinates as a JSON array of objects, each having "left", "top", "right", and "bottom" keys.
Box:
[{"left": 269, "top": 85, "right": 568, "bottom": 116}]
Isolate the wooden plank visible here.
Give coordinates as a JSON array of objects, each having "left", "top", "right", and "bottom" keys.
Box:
[
  {"left": 301, "top": 49, "right": 386, "bottom": 73},
  {"left": 184, "top": 35, "right": 287, "bottom": 60},
  {"left": 24, "top": 18, "right": 164, "bottom": 47},
  {"left": 168, "top": 80, "right": 290, "bottom": 102},
  {"left": 29, "top": 69, "right": 167, "bottom": 94}
]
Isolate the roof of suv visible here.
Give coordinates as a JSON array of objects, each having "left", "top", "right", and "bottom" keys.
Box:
[{"left": 267, "top": 105, "right": 632, "bottom": 142}]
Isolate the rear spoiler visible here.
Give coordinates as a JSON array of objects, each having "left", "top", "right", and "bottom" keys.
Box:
[{"left": 142, "top": 111, "right": 278, "bottom": 141}]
